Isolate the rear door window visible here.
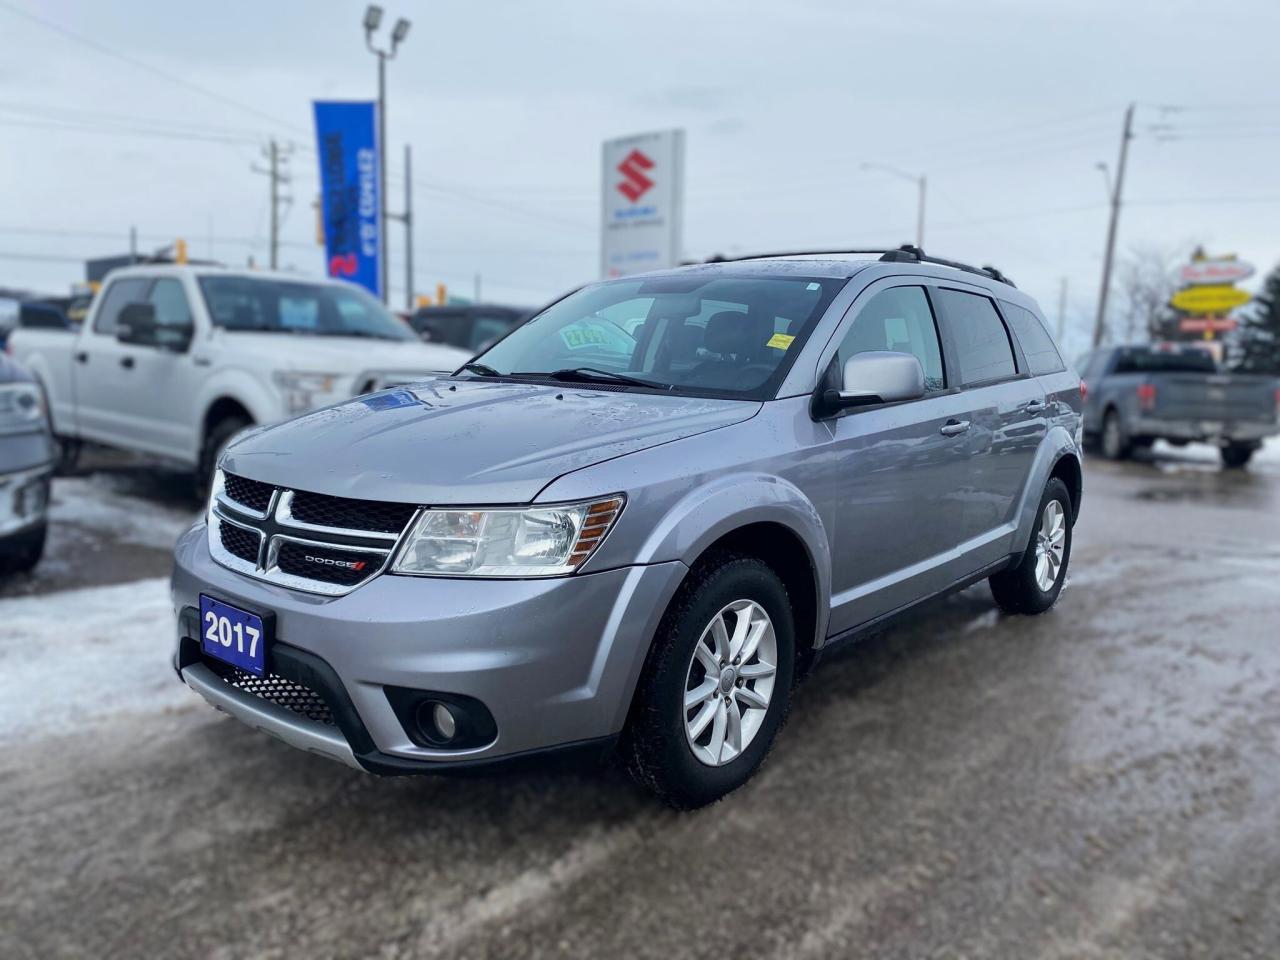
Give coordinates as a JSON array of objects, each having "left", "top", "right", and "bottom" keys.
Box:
[
  {"left": 1002, "top": 303, "right": 1064, "bottom": 375},
  {"left": 935, "top": 288, "right": 1017, "bottom": 385}
]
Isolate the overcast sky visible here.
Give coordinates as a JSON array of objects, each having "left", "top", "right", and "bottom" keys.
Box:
[{"left": 2, "top": 0, "right": 1278, "bottom": 356}]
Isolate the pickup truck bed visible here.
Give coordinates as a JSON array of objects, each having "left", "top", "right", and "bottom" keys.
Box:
[{"left": 1078, "top": 345, "right": 1279, "bottom": 467}]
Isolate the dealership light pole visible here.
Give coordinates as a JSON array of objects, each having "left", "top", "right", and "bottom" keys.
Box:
[
  {"left": 861, "top": 162, "right": 926, "bottom": 249},
  {"left": 364, "top": 5, "right": 411, "bottom": 304}
]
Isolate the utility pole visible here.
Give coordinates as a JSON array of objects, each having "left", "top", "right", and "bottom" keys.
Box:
[
  {"left": 129, "top": 225, "right": 137, "bottom": 260},
  {"left": 252, "top": 139, "right": 293, "bottom": 270},
  {"left": 387, "top": 144, "right": 414, "bottom": 310},
  {"left": 1092, "top": 103, "right": 1135, "bottom": 347},
  {"left": 1057, "top": 277, "right": 1068, "bottom": 341}
]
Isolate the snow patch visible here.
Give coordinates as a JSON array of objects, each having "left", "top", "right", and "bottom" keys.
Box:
[{"left": 0, "top": 577, "right": 189, "bottom": 743}]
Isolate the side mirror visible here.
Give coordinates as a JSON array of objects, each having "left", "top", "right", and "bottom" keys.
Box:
[
  {"left": 117, "top": 302, "right": 193, "bottom": 352},
  {"left": 815, "top": 351, "right": 926, "bottom": 417}
]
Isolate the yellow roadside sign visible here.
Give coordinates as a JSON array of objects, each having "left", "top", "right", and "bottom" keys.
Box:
[{"left": 1169, "top": 284, "right": 1251, "bottom": 315}]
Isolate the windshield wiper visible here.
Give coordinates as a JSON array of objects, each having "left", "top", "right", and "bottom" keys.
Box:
[
  {"left": 459, "top": 361, "right": 503, "bottom": 377},
  {"left": 530, "top": 367, "right": 669, "bottom": 390}
]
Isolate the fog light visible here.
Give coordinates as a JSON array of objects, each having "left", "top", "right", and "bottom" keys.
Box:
[{"left": 432, "top": 702, "right": 456, "bottom": 741}]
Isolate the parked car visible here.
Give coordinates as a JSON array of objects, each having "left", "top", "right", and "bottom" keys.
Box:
[
  {"left": 8, "top": 266, "right": 470, "bottom": 486},
  {"left": 409, "top": 303, "right": 533, "bottom": 354},
  {"left": 1076, "top": 343, "right": 1280, "bottom": 467},
  {"left": 0, "top": 353, "right": 53, "bottom": 574},
  {"left": 172, "top": 246, "right": 1084, "bottom": 808}
]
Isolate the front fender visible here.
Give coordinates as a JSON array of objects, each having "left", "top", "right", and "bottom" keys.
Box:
[
  {"left": 1011, "top": 425, "right": 1082, "bottom": 556},
  {"left": 626, "top": 472, "right": 833, "bottom": 643},
  {"left": 193, "top": 370, "right": 282, "bottom": 443}
]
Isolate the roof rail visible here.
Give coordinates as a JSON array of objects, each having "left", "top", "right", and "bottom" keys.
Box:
[{"left": 708, "top": 244, "right": 1015, "bottom": 287}]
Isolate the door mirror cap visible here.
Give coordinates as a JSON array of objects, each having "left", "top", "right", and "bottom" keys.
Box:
[
  {"left": 116, "top": 302, "right": 193, "bottom": 352},
  {"left": 815, "top": 351, "right": 926, "bottom": 417}
]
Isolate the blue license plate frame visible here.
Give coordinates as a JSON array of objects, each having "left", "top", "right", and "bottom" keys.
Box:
[{"left": 199, "top": 594, "right": 270, "bottom": 677}]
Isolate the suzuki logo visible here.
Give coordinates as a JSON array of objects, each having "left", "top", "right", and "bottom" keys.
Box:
[{"left": 616, "top": 149, "right": 655, "bottom": 202}]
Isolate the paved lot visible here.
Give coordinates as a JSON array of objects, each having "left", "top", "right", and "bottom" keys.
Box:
[{"left": 2, "top": 444, "right": 1278, "bottom": 959}]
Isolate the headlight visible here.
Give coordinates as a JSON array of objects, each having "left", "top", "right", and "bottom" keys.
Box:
[
  {"left": 392, "top": 496, "right": 624, "bottom": 578},
  {"left": 273, "top": 371, "right": 340, "bottom": 393},
  {"left": 272, "top": 371, "right": 341, "bottom": 414},
  {"left": 0, "top": 382, "right": 45, "bottom": 434}
]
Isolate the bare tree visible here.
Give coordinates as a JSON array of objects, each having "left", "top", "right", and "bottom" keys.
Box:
[{"left": 1111, "top": 244, "right": 1187, "bottom": 343}]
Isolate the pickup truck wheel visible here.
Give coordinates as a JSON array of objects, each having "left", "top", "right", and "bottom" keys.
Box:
[
  {"left": 1100, "top": 409, "right": 1130, "bottom": 461},
  {"left": 989, "top": 477, "right": 1072, "bottom": 615},
  {"left": 198, "top": 415, "right": 251, "bottom": 496},
  {"left": 0, "top": 522, "right": 47, "bottom": 575},
  {"left": 623, "top": 554, "right": 795, "bottom": 809},
  {"left": 1220, "top": 444, "right": 1254, "bottom": 469}
]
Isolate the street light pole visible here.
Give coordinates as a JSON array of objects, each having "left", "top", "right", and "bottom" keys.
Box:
[
  {"left": 861, "top": 162, "right": 927, "bottom": 249},
  {"left": 364, "top": 5, "right": 411, "bottom": 305},
  {"left": 1091, "top": 103, "right": 1135, "bottom": 347}
]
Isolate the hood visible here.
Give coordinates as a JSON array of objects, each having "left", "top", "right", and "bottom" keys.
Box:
[
  {"left": 219, "top": 332, "right": 469, "bottom": 375},
  {"left": 222, "top": 379, "right": 759, "bottom": 504}
]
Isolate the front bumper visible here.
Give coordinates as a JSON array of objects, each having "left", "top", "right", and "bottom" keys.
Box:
[
  {"left": 171, "top": 522, "right": 688, "bottom": 772},
  {"left": 1129, "top": 415, "right": 1277, "bottom": 445},
  {"left": 0, "top": 463, "right": 52, "bottom": 538}
]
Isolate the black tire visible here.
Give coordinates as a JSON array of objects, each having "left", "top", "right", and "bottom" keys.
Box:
[
  {"left": 1100, "top": 409, "right": 1130, "bottom": 461},
  {"left": 197, "top": 415, "right": 251, "bottom": 497},
  {"left": 50, "top": 434, "right": 82, "bottom": 476},
  {"left": 1220, "top": 444, "right": 1254, "bottom": 469},
  {"left": 989, "top": 477, "right": 1073, "bottom": 615},
  {"left": 622, "top": 553, "right": 796, "bottom": 809},
  {"left": 0, "top": 522, "right": 47, "bottom": 575}
]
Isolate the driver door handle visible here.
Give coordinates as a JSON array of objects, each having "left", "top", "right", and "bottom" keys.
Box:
[
  {"left": 75, "top": 351, "right": 89, "bottom": 364},
  {"left": 120, "top": 356, "right": 135, "bottom": 370},
  {"left": 940, "top": 419, "right": 970, "bottom": 437},
  {"left": 1023, "top": 399, "right": 1047, "bottom": 413}
]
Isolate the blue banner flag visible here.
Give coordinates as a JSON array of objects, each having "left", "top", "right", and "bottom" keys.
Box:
[{"left": 313, "top": 101, "right": 381, "bottom": 298}]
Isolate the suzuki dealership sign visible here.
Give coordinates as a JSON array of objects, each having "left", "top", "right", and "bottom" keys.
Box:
[
  {"left": 313, "top": 101, "right": 381, "bottom": 298},
  {"left": 600, "top": 129, "right": 685, "bottom": 278}
]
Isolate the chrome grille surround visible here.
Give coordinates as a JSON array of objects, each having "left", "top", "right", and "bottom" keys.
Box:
[{"left": 207, "top": 470, "right": 420, "bottom": 597}]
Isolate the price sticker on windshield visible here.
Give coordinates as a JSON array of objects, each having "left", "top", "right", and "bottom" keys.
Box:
[{"left": 767, "top": 333, "right": 795, "bottom": 350}]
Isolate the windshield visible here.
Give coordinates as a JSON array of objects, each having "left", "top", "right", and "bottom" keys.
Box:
[
  {"left": 467, "top": 275, "right": 844, "bottom": 399},
  {"left": 1114, "top": 347, "right": 1217, "bottom": 374},
  {"left": 197, "top": 276, "right": 416, "bottom": 341}
]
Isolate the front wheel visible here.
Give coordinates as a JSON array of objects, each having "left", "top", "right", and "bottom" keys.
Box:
[
  {"left": 197, "top": 415, "right": 251, "bottom": 498},
  {"left": 989, "top": 477, "right": 1073, "bottom": 615},
  {"left": 623, "top": 554, "right": 795, "bottom": 809}
]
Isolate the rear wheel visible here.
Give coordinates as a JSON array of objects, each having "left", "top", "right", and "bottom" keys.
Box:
[
  {"left": 1100, "top": 409, "right": 1130, "bottom": 460},
  {"left": 623, "top": 554, "right": 795, "bottom": 809},
  {"left": 989, "top": 478, "right": 1072, "bottom": 615},
  {"left": 1220, "top": 444, "right": 1254, "bottom": 469}
]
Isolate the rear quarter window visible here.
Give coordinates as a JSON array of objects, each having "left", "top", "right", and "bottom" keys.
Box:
[
  {"left": 1002, "top": 303, "right": 1065, "bottom": 376},
  {"left": 934, "top": 288, "right": 1017, "bottom": 386}
]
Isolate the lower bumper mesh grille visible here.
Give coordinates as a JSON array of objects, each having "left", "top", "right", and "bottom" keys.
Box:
[{"left": 204, "top": 657, "right": 335, "bottom": 726}]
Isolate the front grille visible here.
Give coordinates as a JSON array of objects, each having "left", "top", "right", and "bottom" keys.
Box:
[
  {"left": 205, "top": 658, "right": 335, "bottom": 726},
  {"left": 223, "top": 472, "right": 274, "bottom": 513},
  {"left": 289, "top": 490, "right": 418, "bottom": 534},
  {"left": 275, "top": 541, "right": 383, "bottom": 586},
  {"left": 219, "top": 521, "right": 261, "bottom": 564}
]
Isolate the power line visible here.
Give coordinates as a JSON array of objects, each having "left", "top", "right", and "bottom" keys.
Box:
[{"left": 0, "top": 0, "right": 308, "bottom": 135}]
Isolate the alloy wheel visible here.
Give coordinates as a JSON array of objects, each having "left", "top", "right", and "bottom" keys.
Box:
[
  {"left": 1034, "top": 499, "right": 1066, "bottom": 592},
  {"left": 682, "top": 599, "right": 778, "bottom": 767}
]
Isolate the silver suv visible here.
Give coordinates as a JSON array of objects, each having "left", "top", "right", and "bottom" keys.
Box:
[{"left": 172, "top": 247, "right": 1084, "bottom": 808}]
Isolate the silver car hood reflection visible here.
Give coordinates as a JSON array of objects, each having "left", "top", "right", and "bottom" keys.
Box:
[{"left": 220, "top": 378, "right": 760, "bottom": 505}]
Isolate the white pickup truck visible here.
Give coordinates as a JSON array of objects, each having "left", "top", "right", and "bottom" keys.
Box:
[{"left": 7, "top": 265, "right": 470, "bottom": 485}]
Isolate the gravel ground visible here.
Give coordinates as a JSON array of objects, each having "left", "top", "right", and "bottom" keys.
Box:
[{"left": 1, "top": 443, "right": 1277, "bottom": 959}]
